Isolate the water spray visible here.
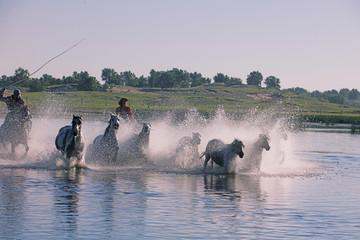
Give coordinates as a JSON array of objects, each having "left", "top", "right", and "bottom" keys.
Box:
[{"left": 3, "top": 38, "right": 86, "bottom": 89}]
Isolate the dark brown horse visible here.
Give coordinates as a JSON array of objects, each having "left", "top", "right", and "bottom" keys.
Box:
[{"left": 0, "top": 105, "right": 32, "bottom": 156}]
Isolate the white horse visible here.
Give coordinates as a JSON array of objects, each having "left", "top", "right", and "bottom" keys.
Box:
[
  {"left": 55, "top": 115, "right": 85, "bottom": 168},
  {"left": 118, "top": 123, "right": 152, "bottom": 164},
  {"left": 240, "top": 134, "right": 270, "bottom": 173},
  {"left": 175, "top": 132, "right": 201, "bottom": 168},
  {"left": 90, "top": 114, "right": 120, "bottom": 163}
]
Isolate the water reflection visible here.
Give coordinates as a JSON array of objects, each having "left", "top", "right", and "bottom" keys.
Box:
[
  {"left": 85, "top": 168, "right": 149, "bottom": 237},
  {"left": 52, "top": 168, "right": 83, "bottom": 237},
  {"left": 204, "top": 174, "right": 241, "bottom": 201},
  {"left": 203, "top": 174, "right": 264, "bottom": 202},
  {"left": 0, "top": 170, "right": 27, "bottom": 239},
  {"left": 112, "top": 170, "right": 149, "bottom": 235},
  {"left": 203, "top": 174, "right": 268, "bottom": 235},
  {"left": 97, "top": 170, "right": 117, "bottom": 231}
]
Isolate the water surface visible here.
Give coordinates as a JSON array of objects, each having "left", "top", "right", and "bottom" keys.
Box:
[{"left": 0, "top": 117, "right": 359, "bottom": 239}]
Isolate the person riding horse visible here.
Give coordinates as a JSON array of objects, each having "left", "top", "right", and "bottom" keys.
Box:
[
  {"left": 115, "top": 98, "right": 134, "bottom": 123},
  {"left": 0, "top": 88, "right": 32, "bottom": 155},
  {"left": 0, "top": 88, "right": 30, "bottom": 124}
]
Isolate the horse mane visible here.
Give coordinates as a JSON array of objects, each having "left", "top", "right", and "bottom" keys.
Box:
[{"left": 104, "top": 125, "right": 111, "bottom": 135}]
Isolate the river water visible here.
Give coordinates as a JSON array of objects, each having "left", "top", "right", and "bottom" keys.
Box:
[{"left": 0, "top": 113, "right": 359, "bottom": 239}]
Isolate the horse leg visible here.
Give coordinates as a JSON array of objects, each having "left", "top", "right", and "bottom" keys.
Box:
[
  {"left": 23, "top": 142, "right": 29, "bottom": 157},
  {"left": 203, "top": 155, "right": 211, "bottom": 171},
  {"left": 11, "top": 143, "right": 16, "bottom": 154},
  {"left": 76, "top": 152, "right": 85, "bottom": 168},
  {"left": 64, "top": 151, "right": 71, "bottom": 168}
]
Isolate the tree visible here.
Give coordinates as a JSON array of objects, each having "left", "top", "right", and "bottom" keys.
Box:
[
  {"left": 339, "top": 88, "right": 350, "bottom": 98},
  {"left": 190, "top": 72, "right": 210, "bottom": 87},
  {"left": 227, "top": 77, "right": 242, "bottom": 85},
  {"left": 29, "top": 79, "right": 45, "bottom": 92},
  {"left": 148, "top": 69, "right": 160, "bottom": 87},
  {"left": 311, "top": 90, "right": 325, "bottom": 101},
  {"left": 14, "top": 67, "right": 30, "bottom": 87},
  {"left": 286, "top": 87, "right": 309, "bottom": 95},
  {"left": 120, "top": 71, "right": 138, "bottom": 86},
  {"left": 158, "top": 71, "right": 174, "bottom": 88},
  {"left": 264, "top": 76, "right": 281, "bottom": 89},
  {"left": 62, "top": 75, "right": 79, "bottom": 85},
  {"left": 348, "top": 88, "right": 359, "bottom": 100},
  {"left": 323, "top": 90, "right": 345, "bottom": 104},
  {"left": 0, "top": 75, "right": 12, "bottom": 87},
  {"left": 137, "top": 75, "right": 149, "bottom": 87},
  {"left": 213, "top": 73, "right": 229, "bottom": 83},
  {"left": 74, "top": 71, "right": 100, "bottom": 91},
  {"left": 246, "top": 71, "right": 263, "bottom": 87},
  {"left": 101, "top": 68, "right": 122, "bottom": 85},
  {"left": 171, "top": 68, "right": 190, "bottom": 88},
  {"left": 40, "top": 74, "right": 61, "bottom": 86}
]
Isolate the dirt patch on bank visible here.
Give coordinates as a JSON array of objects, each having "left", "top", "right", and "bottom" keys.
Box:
[{"left": 245, "top": 93, "right": 273, "bottom": 100}]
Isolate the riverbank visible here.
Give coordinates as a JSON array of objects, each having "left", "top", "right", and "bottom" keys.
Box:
[{"left": 1, "top": 85, "right": 359, "bottom": 125}]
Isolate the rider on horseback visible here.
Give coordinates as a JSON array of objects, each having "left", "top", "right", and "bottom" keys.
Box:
[
  {"left": 115, "top": 97, "right": 134, "bottom": 123},
  {"left": 0, "top": 88, "right": 30, "bottom": 124},
  {"left": 0, "top": 88, "right": 32, "bottom": 155}
]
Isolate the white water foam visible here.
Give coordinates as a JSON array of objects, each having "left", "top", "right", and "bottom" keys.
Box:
[{"left": 0, "top": 105, "right": 320, "bottom": 177}]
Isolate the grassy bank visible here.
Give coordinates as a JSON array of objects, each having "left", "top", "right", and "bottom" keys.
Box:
[{"left": 1, "top": 85, "right": 360, "bottom": 124}]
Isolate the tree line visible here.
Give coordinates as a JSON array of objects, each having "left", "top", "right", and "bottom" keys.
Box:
[
  {"left": 0, "top": 67, "right": 282, "bottom": 90},
  {"left": 1, "top": 67, "right": 359, "bottom": 105},
  {"left": 285, "top": 87, "right": 360, "bottom": 105}
]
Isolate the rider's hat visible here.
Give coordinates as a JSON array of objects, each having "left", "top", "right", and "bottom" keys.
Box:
[
  {"left": 13, "top": 89, "right": 21, "bottom": 96},
  {"left": 118, "top": 98, "right": 128, "bottom": 105}
]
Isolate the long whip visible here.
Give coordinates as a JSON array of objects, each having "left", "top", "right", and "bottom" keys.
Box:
[{"left": 4, "top": 38, "right": 85, "bottom": 89}]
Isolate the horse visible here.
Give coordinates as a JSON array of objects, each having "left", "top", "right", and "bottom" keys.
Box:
[
  {"left": 90, "top": 114, "right": 120, "bottom": 163},
  {"left": 240, "top": 134, "right": 270, "bottom": 172},
  {"left": 201, "top": 138, "right": 245, "bottom": 172},
  {"left": 132, "top": 123, "right": 152, "bottom": 159},
  {"left": 0, "top": 105, "right": 32, "bottom": 156},
  {"left": 175, "top": 132, "right": 201, "bottom": 168},
  {"left": 118, "top": 123, "right": 152, "bottom": 164},
  {"left": 55, "top": 115, "right": 85, "bottom": 168}
]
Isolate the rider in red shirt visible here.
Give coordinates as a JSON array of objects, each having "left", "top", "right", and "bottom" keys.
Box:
[{"left": 115, "top": 98, "right": 134, "bottom": 122}]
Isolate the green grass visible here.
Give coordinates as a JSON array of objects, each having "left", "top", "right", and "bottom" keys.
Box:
[{"left": 2, "top": 85, "right": 360, "bottom": 124}]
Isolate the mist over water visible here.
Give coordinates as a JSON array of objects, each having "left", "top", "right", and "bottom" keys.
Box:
[{"left": 0, "top": 105, "right": 319, "bottom": 177}]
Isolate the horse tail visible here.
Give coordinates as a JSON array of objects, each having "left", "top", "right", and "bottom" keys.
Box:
[{"left": 199, "top": 152, "right": 205, "bottom": 159}]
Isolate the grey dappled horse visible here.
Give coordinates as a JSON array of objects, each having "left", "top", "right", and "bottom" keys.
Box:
[
  {"left": 201, "top": 138, "right": 245, "bottom": 172},
  {"left": 90, "top": 114, "right": 120, "bottom": 163},
  {"left": 55, "top": 115, "right": 85, "bottom": 168},
  {"left": 0, "top": 105, "right": 32, "bottom": 156}
]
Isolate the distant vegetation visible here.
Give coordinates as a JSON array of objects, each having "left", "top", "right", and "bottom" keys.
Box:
[{"left": 1, "top": 67, "right": 359, "bottom": 110}]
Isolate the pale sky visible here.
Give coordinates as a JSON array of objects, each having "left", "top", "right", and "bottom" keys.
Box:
[{"left": 0, "top": 0, "right": 359, "bottom": 91}]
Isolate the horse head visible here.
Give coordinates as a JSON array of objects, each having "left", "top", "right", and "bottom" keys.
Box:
[
  {"left": 109, "top": 114, "right": 120, "bottom": 130},
  {"left": 192, "top": 132, "right": 201, "bottom": 145},
  {"left": 257, "top": 134, "right": 270, "bottom": 151},
  {"left": 141, "top": 123, "right": 152, "bottom": 134},
  {"left": 72, "top": 115, "right": 82, "bottom": 136},
  {"left": 231, "top": 139, "right": 245, "bottom": 158},
  {"left": 19, "top": 105, "right": 31, "bottom": 119}
]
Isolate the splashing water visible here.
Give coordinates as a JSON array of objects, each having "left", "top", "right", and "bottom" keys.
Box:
[{"left": 0, "top": 104, "right": 319, "bottom": 177}]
